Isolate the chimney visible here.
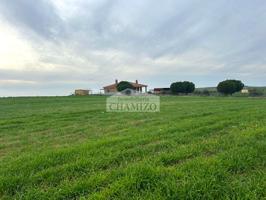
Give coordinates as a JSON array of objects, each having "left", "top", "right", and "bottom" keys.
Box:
[
  {"left": 136, "top": 80, "right": 138, "bottom": 84},
  {"left": 115, "top": 79, "right": 118, "bottom": 84}
]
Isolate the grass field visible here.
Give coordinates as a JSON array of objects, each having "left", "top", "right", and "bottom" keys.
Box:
[{"left": 0, "top": 96, "right": 265, "bottom": 199}]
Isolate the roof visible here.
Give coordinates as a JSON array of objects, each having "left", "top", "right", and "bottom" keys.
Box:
[
  {"left": 103, "top": 84, "right": 117, "bottom": 89},
  {"left": 103, "top": 81, "right": 147, "bottom": 89},
  {"left": 154, "top": 88, "right": 170, "bottom": 91}
]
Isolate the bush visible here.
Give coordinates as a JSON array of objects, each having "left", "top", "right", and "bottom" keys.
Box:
[
  {"left": 217, "top": 80, "right": 244, "bottom": 95},
  {"left": 116, "top": 81, "right": 134, "bottom": 92},
  {"left": 170, "top": 81, "right": 195, "bottom": 94},
  {"left": 193, "top": 90, "right": 210, "bottom": 96},
  {"left": 202, "top": 90, "right": 210, "bottom": 96}
]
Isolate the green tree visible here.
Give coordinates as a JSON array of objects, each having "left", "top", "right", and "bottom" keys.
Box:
[
  {"left": 170, "top": 81, "right": 195, "bottom": 94},
  {"left": 116, "top": 81, "right": 134, "bottom": 92},
  {"left": 217, "top": 80, "right": 244, "bottom": 95}
]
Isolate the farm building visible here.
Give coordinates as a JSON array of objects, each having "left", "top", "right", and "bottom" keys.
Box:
[
  {"left": 103, "top": 80, "right": 147, "bottom": 94},
  {"left": 241, "top": 89, "right": 249, "bottom": 94},
  {"left": 75, "top": 89, "right": 91, "bottom": 96},
  {"left": 153, "top": 88, "right": 171, "bottom": 94}
]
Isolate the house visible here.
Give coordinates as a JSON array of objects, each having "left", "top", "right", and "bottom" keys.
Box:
[
  {"left": 75, "top": 89, "right": 91, "bottom": 96},
  {"left": 153, "top": 88, "right": 171, "bottom": 94},
  {"left": 103, "top": 79, "right": 148, "bottom": 94}
]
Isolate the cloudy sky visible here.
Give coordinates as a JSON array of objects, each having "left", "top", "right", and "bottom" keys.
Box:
[{"left": 0, "top": 0, "right": 265, "bottom": 96}]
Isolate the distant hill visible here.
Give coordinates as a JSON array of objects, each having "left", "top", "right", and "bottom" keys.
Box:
[
  {"left": 246, "top": 86, "right": 266, "bottom": 92},
  {"left": 196, "top": 87, "right": 217, "bottom": 92},
  {"left": 194, "top": 86, "right": 266, "bottom": 97},
  {"left": 197, "top": 86, "right": 266, "bottom": 91}
]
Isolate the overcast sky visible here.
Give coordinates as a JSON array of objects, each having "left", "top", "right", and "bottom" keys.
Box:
[{"left": 0, "top": 0, "right": 265, "bottom": 96}]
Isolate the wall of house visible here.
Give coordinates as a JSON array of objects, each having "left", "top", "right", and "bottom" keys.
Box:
[{"left": 104, "top": 87, "right": 117, "bottom": 93}]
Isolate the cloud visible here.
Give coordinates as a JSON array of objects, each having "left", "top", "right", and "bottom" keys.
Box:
[
  {"left": 0, "top": 0, "right": 265, "bottom": 96},
  {"left": 0, "top": 0, "right": 64, "bottom": 40}
]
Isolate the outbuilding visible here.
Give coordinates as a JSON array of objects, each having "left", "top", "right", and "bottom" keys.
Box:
[{"left": 75, "top": 89, "right": 91, "bottom": 96}]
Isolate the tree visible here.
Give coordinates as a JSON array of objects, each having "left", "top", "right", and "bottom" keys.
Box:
[
  {"left": 217, "top": 80, "right": 244, "bottom": 95},
  {"left": 116, "top": 81, "right": 134, "bottom": 92},
  {"left": 183, "top": 81, "right": 195, "bottom": 93},
  {"left": 170, "top": 81, "right": 195, "bottom": 94}
]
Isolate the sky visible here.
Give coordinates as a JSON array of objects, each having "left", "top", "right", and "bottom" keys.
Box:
[{"left": 0, "top": 0, "right": 266, "bottom": 96}]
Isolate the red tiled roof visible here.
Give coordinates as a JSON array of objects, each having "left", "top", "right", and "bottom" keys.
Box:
[
  {"left": 103, "top": 81, "right": 147, "bottom": 89},
  {"left": 103, "top": 83, "right": 117, "bottom": 89}
]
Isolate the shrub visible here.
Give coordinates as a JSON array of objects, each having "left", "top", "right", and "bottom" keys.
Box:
[
  {"left": 193, "top": 90, "right": 202, "bottom": 96},
  {"left": 170, "top": 81, "right": 195, "bottom": 94},
  {"left": 117, "top": 81, "right": 134, "bottom": 92},
  {"left": 202, "top": 90, "right": 210, "bottom": 96},
  {"left": 193, "top": 90, "right": 210, "bottom": 96},
  {"left": 217, "top": 80, "right": 244, "bottom": 95}
]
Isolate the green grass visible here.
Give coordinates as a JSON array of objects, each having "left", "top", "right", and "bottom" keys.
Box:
[{"left": 0, "top": 96, "right": 265, "bottom": 199}]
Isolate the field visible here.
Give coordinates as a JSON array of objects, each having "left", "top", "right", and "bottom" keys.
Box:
[{"left": 0, "top": 96, "right": 265, "bottom": 199}]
